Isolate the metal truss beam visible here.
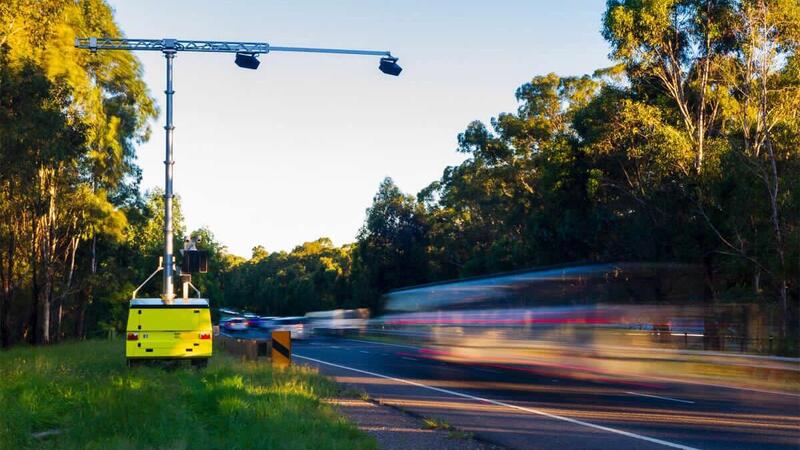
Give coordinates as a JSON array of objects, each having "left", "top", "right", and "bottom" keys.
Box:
[{"left": 74, "top": 37, "right": 391, "bottom": 57}]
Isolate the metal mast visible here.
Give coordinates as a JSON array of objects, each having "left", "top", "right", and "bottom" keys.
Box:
[{"left": 75, "top": 37, "right": 400, "bottom": 303}]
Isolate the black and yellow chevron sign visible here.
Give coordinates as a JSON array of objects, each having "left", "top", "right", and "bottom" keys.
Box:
[{"left": 271, "top": 330, "right": 291, "bottom": 367}]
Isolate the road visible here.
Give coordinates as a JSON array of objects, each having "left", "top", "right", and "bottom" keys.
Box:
[{"left": 289, "top": 337, "right": 799, "bottom": 450}]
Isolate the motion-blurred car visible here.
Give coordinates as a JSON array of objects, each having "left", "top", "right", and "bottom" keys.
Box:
[
  {"left": 305, "top": 309, "right": 368, "bottom": 336},
  {"left": 222, "top": 317, "right": 248, "bottom": 332},
  {"left": 250, "top": 316, "right": 278, "bottom": 329},
  {"left": 273, "top": 317, "right": 309, "bottom": 339}
]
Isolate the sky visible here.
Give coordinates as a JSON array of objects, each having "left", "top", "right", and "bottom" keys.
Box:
[{"left": 107, "top": 0, "right": 612, "bottom": 258}]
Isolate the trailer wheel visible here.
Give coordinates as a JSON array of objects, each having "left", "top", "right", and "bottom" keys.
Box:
[{"left": 191, "top": 358, "right": 208, "bottom": 369}]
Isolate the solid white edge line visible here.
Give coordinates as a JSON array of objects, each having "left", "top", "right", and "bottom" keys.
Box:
[
  {"left": 625, "top": 391, "right": 696, "bottom": 404},
  {"left": 294, "top": 353, "right": 699, "bottom": 450}
]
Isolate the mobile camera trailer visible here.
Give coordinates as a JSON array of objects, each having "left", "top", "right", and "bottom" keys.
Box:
[{"left": 73, "top": 37, "right": 400, "bottom": 367}]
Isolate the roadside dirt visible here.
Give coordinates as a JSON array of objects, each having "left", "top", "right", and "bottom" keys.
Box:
[{"left": 327, "top": 397, "right": 502, "bottom": 450}]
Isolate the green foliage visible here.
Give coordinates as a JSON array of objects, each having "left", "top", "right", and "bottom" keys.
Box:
[
  {"left": 126, "top": 189, "right": 186, "bottom": 273},
  {"left": 1, "top": 0, "right": 798, "bottom": 345},
  {"left": 0, "top": 0, "right": 156, "bottom": 346},
  {"left": 351, "top": 178, "right": 430, "bottom": 311},
  {"left": 344, "top": 1, "right": 799, "bottom": 336},
  {"left": 223, "top": 238, "right": 353, "bottom": 316},
  {"left": 0, "top": 339, "right": 375, "bottom": 449}
]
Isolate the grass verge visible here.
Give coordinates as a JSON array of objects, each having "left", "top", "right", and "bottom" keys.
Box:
[
  {"left": 0, "top": 339, "right": 376, "bottom": 450},
  {"left": 422, "top": 417, "right": 453, "bottom": 431}
]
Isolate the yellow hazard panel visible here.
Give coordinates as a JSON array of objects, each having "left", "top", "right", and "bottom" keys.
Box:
[
  {"left": 271, "top": 330, "right": 291, "bottom": 367},
  {"left": 126, "top": 299, "right": 213, "bottom": 360},
  {"left": 137, "top": 308, "right": 207, "bottom": 331},
  {"left": 126, "top": 335, "right": 212, "bottom": 358}
]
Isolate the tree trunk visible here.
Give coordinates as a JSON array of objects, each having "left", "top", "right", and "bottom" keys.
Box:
[
  {"left": 0, "top": 179, "right": 18, "bottom": 348},
  {"left": 0, "top": 279, "right": 9, "bottom": 348},
  {"left": 75, "top": 295, "right": 87, "bottom": 339},
  {"left": 34, "top": 166, "right": 58, "bottom": 345},
  {"left": 53, "top": 237, "right": 79, "bottom": 342},
  {"left": 765, "top": 125, "right": 787, "bottom": 339},
  {"left": 30, "top": 253, "right": 40, "bottom": 345},
  {"left": 75, "top": 235, "right": 97, "bottom": 340},
  {"left": 36, "top": 263, "right": 51, "bottom": 345},
  {"left": 0, "top": 228, "right": 13, "bottom": 348}
]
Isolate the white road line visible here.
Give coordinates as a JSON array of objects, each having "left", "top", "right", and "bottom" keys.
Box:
[
  {"left": 626, "top": 391, "right": 695, "bottom": 404},
  {"left": 359, "top": 350, "right": 370, "bottom": 354},
  {"left": 294, "top": 354, "right": 699, "bottom": 450}
]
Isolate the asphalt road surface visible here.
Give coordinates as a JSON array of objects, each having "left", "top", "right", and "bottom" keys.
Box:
[{"left": 290, "top": 337, "right": 799, "bottom": 450}]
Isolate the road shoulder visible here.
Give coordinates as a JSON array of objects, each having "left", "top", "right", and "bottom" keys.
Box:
[{"left": 327, "top": 395, "right": 501, "bottom": 450}]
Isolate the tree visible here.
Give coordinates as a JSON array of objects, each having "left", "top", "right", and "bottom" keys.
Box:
[
  {"left": 603, "top": 0, "right": 733, "bottom": 174},
  {"left": 0, "top": 0, "right": 155, "bottom": 345},
  {"left": 352, "top": 178, "right": 430, "bottom": 310},
  {"left": 222, "top": 238, "right": 352, "bottom": 315},
  {"left": 714, "top": 0, "right": 800, "bottom": 336},
  {"left": 602, "top": 0, "right": 800, "bottom": 341},
  {"left": 421, "top": 74, "right": 601, "bottom": 277}
]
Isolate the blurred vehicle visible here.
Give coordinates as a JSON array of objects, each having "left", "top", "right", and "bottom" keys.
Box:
[
  {"left": 305, "top": 309, "right": 369, "bottom": 336},
  {"left": 222, "top": 317, "right": 248, "bottom": 332},
  {"left": 371, "top": 263, "right": 796, "bottom": 390},
  {"left": 273, "top": 317, "right": 309, "bottom": 339},
  {"left": 241, "top": 313, "right": 259, "bottom": 327},
  {"left": 251, "top": 316, "right": 278, "bottom": 329}
]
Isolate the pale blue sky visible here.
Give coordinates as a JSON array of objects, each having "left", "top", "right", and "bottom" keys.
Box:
[{"left": 108, "top": 0, "right": 611, "bottom": 257}]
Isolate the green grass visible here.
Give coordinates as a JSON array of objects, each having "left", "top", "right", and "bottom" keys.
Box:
[
  {"left": 422, "top": 416, "right": 474, "bottom": 440},
  {"left": 0, "top": 340, "right": 376, "bottom": 450},
  {"left": 421, "top": 417, "right": 453, "bottom": 431}
]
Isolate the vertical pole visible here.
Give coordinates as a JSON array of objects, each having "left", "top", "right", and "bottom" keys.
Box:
[{"left": 162, "top": 50, "right": 176, "bottom": 303}]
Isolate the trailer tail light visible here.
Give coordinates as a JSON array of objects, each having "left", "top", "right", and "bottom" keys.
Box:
[
  {"left": 199, "top": 332, "right": 211, "bottom": 340},
  {"left": 127, "top": 332, "right": 139, "bottom": 341}
]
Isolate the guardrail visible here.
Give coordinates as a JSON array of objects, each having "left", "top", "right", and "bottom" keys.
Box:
[
  {"left": 360, "top": 326, "right": 800, "bottom": 392},
  {"left": 365, "top": 325, "right": 798, "bottom": 357},
  {"left": 215, "top": 331, "right": 291, "bottom": 366}
]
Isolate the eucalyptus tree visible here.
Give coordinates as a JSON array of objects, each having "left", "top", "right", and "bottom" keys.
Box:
[
  {"left": 352, "top": 178, "right": 430, "bottom": 310},
  {"left": 420, "top": 74, "right": 602, "bottom": 277},
  {"left": 602, "top": 0, "right": 736, "bottom": 174},
  {"left": 602, "top": 0, "right": 799, "bottom": 338},
  {"left": 0, "top": 0, "right": 155, "bottom": 344}
]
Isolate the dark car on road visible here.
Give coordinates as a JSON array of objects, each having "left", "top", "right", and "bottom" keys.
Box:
[{"left": 221, "top": 317, "right": 248, "bottom": 332}]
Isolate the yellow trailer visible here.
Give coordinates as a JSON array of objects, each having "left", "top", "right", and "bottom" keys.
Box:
[{"left": 126, "top": 298, "right": 213, "bottom": 367}]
